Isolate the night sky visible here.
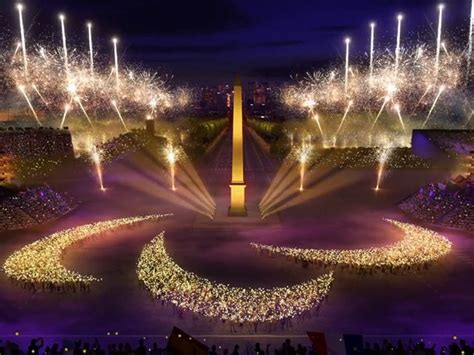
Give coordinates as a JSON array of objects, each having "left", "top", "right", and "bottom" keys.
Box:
[{"left": 0, "top": 0, "right": 469, "bottom": 85}]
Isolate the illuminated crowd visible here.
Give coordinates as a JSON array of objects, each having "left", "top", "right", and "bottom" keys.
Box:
[
  {"left": 310, "top": 147, "right": 430, "bottom": 169},
  {"left": 399, "top": 181, "right": 473, "bottom": 232},
  {"left": 97, "top": 130, "right": 164, "bottom": 164},
  {"left": 137, "top": 233, "right": 334, "bottom": 324},
  {"left": 3, "top": 214, "right": 168, "bottom": 290},
  {"left": 251, "top": 220, "right": 452, "bottom": 272},
  {"left": 0, "top": 186, "right": 76, "bottom": 231}
]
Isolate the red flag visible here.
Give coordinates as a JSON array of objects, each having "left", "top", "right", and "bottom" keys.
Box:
[
  {"left": 307, "top": 332, "right": 328, "bottom": 355},
  {"left": 167, "top": 327, "right": 208, "bottom": 355}
]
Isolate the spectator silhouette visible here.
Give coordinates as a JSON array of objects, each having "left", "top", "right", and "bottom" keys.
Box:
[
  {"left": 209, "top": 345, "right": 218, "bottom": 355},
  {"left": 136, "top": 339, "right": 146, "bottom": 355},
  {"left": 73, "top": 340, "right": 82, "bottom": 355},
  {"left": 459, "top": 339, "right": 473, "bottom": 355},
  {"left": 231, "top": 344, "right": 239, "bottom": 355},
  {"left": 150, "top": 342, "right": 160, "bottom": 355},
  {"left": 296, "top": 344, "right": 306, "bottom": 355},
  {"left": 28, "top": 338, "right": 44, "bottom": 355}
]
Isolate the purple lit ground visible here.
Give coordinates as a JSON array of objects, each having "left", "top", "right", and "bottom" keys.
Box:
[{"left": 0, "top": 129, "right": 473, "bottom": 343}]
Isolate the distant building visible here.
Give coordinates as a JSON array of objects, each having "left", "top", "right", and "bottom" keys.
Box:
[
  {"left": 201, "top": 87, "right": 218, "bottom": 108},
  {"left": 0, "top": 126, "right": 74, "bottom": 157},
  {"left": 254, "top": 82, "right": 268, "bottom": 105},
  {"left": 194, "top": 85, "right": 230, "bottom": 117},
  {"left": 246, "top": 81, "right": 269, "bottom": 107}
]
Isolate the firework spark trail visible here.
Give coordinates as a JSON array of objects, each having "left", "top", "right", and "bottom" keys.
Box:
[
  {"left": 394, "top": 104, "right": 406, "bottom": 133},
  {"left": 59, "top": 14, "right": 69, "bottom": 75},
  {"left": 417, "top": 85, "right": 433, "bottom": 106},
  {"left": 468, "top": 0, "right": 474, "bottom": 80},
  {"left": 335, "top": 100, "right": 353, "bottom": 137},
  {"left": 369, "top": 22, "right": 376, "bottom": 82},
  {"left": 60, "top": 97, "right": 74, "bottom": 129},
  {"left": 435, "top": 4, "right": 444, "bottom": 78},
  {"left": 18, "top": 86, "right": 42, "bottom": 126},
  {"left": 299, "top": 163, "right": 305, "bottom": 192},
  {"left": 375, "top": 147, "right": 392, "bottom": 191},
  {"left": 4, "top": 4, "right": 188, "bottom": 124},
  {"left": 165, "top": 145, "right": 178, "bottom": 191},
  {"left": 90, "top": 146, "right": 105, "bottom": 191},
  {"left": 75, "top": 97, "right": 94, "bottom": 128},
  {"left": 112, "top": 37, "right": 119, "bottom": 91},
  {"left": 280, "top": 4, "right": 465, "bottom": 141},
  {"left": 422, "top": 86, "right": 445, "bottom": 128},
  {"left": 370, "top": 97, "right": 390, "bottom": 131},
  {"left": 87, "top": 22, "right": 94, "bottom": 75},
  {"left": 344, "top": 38, "right": 350, "bottom": 94},
  {"left": 16, "top": 4, "right": 28, "bottom": 75},
  {"left": 11, "top": 42, "right": 21, "bottom": 63},
  {"left": 313, "top": 113, "right": 324, "bottom": 138},
  {"left": 395, "top": 14, "right": 403, "bottom": 73},
  {"left": 297, "top": 144, "right": 311, "bottom": 192},
  {"left": 111, "top": 100, "right": 128, "bottom": 131},
  {"left": 465, "top": 110, "right": 474, "bottom": 127},
  {"left": 32, "top": 84, "right": 49, "bottom": 106},
  {"left": 442, "top": 42, "right": 450, "bottom": 58}
]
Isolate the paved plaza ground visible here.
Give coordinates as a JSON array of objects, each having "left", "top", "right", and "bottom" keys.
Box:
[{"left": 0, "top": 128, "right": 473, "bottom": 342}]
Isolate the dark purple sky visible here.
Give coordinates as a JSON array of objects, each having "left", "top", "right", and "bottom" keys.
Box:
[{"left": 0, "top": 0, "right": 469, "bottom": 85}]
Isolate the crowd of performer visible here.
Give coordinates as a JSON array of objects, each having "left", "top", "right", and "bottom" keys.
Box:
[
  {"left": 0, "top": 186, "right": 76, "bottom": 231},
  {"left": 399, "top": 178, "right": 473, "bottom": 232}
]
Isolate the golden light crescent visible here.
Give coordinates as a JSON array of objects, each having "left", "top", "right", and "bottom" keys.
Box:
[
  {"left": 4, "top": 214, "right": 171, "bottom": 286},
  {"left": 137, "top": 233, "right": 334, "bottom": 323},
  {"left": 251, "top": 219, "right": 452, "bottom": 269}
]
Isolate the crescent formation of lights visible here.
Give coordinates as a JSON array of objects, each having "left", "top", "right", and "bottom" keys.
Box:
[
  {"left": 251, "top": 220, "right": 452, "bottom": 270},
  {"left": 3, "top": 214, "right": 170, "bottom": 285},
  {"left": 137, "top": 233, "right": 334, "bottom": 323}
]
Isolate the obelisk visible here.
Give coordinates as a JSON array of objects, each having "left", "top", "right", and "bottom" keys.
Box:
[{"left": 228, "top": 75, "right": 247, "bottom": 216}]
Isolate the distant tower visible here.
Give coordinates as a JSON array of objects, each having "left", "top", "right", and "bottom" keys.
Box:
[
  {"left": 145, "top": 115, "right": 155, "bottom": 135},
  {"left": 228, "top": 75, "right": 247, "bottom": 216}
]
